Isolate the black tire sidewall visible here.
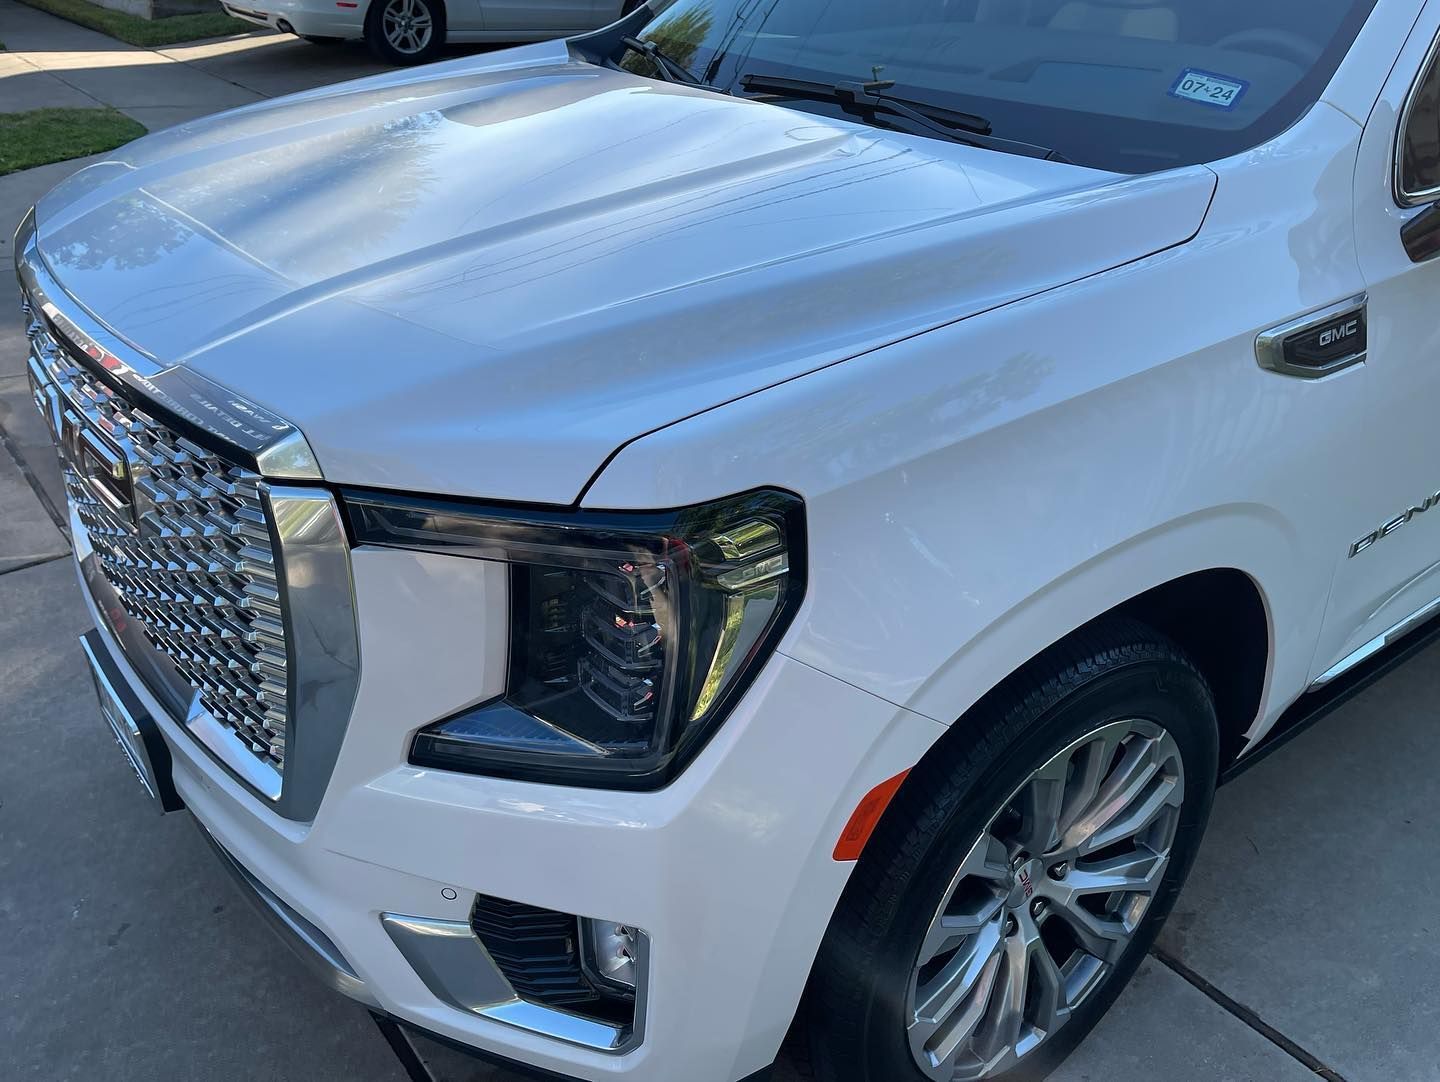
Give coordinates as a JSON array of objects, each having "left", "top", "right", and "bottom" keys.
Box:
[
  {"left": 365, "top": 0, "right": 446, "bottom": 65},
  {"left": 809, "top": 640, "right": 1218, "bottom": 1082}
]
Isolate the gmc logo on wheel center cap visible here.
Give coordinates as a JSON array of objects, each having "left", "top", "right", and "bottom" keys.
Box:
[{"left": 1018, "top": 867, "right": 1035, "bottom": 899}]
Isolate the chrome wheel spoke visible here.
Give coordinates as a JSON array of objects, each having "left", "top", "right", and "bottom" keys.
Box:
[
  {"left": 1014, "top": 758, "right": 1068, "bottom": 855},
  {"left": 910, "top": 921, "right": 1007, "bottom": 1070},
  {"left": 1062, "top": 732, "right": 1181, "bottom": 857},
  {"left": 918, "top": 893, "right": 1006, "bottom": 967},
  {"left": 1049, "top": 899, "right": 1131, "bottom": 964},
  {"left": 980, "top": 919, "right": 1070, "bottom": 1060},
  {"left": 979, "top": 936, "right": 1029, "bottom": 1059},
  {"left": 1048, "top": 850, "right": 1166, "bottom": 904},
  {"left": 1026, "top": 933, "right": 1069, "bottom": 1039},
  {"left": 1060, "top": 725, "right": 1130, "bottom": 834},
  {"left": 918, "top": 833, "right": 1011, "bottom": 965},
  {"left": 920, "top": 950, "right": 1004, "bottom": 1070}
]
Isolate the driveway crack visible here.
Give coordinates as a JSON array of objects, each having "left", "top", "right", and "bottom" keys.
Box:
[{"left": 1150, "top": 946, "right": 1350, "bottom": 1081}]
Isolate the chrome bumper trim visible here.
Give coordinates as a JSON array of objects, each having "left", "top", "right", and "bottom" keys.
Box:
[{"left": 381, "top": 914, "right": 647, "bottom": 1054}]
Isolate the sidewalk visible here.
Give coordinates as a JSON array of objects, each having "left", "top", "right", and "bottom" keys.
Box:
[{"left": 0, "top": 0, "right": 385, "bottom": 130}]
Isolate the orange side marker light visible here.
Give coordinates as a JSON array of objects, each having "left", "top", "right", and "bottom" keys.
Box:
[{"left": 833, "top": 769, "right": 910, "bottom": 862}]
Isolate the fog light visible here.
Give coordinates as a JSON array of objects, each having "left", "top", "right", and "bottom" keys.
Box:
[{"left": 582, "top": 918, "right": 640, "bottom": 995}]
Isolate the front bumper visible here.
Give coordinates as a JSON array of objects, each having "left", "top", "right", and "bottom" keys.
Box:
[{"left": 71, "top": 530, "right": 944, "bottom": 1082}]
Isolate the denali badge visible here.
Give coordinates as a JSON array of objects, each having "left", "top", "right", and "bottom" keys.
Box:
[{"left": 1350, "top": 489, "right": 1440, "bottom": 557}]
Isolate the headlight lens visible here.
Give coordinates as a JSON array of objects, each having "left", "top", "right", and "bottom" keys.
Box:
[{"left": 344, "top": 488, "right": 805, "bottom": 788}]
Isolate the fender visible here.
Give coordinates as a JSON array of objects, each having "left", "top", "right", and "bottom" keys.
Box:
[{"left": 906, "top": 506, "right": 1292, "bottom": 750}]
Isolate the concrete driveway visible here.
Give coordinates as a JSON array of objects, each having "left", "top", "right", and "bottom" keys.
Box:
[{"left": 1, "top": 9, "right": 1435, "bottom": 1080}]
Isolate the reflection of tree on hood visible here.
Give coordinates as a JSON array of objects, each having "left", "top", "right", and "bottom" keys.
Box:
[
  {"left": 44, "top": 112, "right": 446, "bottom": 278},
  {"left": 45, "top": 195, "right": 191, "bottom": 273}
]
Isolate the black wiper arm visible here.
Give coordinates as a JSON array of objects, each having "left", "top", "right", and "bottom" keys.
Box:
[
  {"left": 744, "top": 73, "right": 993, "bottom": 134},
  {"left": 739, "top": 73, "right": 1070, "bottom": 163},
  {"left": 620, "top": 35, "right": 715, "bottom": 89}
]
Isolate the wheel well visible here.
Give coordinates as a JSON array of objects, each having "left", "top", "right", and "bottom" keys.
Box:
[
  {"left": 1102, "top": 569, "right": 1268, "bottom": 770},
  {"left": 941, "top": 569, "right": 1269, "bottom": 775}
]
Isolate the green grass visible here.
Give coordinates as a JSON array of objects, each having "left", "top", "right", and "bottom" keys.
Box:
[
  {"left": 0, "top": 108, "right": 147, "bottom": 176},
  {"left": 16, "top": 0, "right": 251, "bottom": 47}
]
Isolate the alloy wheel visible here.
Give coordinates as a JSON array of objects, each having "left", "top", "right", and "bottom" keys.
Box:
[
  {"left": 381, "top": 0, "right": 433, "bottom": 55},
  {"left": 905, "top": 718, "right": 1185, "bottom": 1080}
]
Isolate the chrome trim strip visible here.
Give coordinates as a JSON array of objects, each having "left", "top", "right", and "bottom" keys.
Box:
[
  {"left": 1255, "top": 294, "right": 1368, "bottom": 379},
  {"left": 1310, "top": 593, "right": 1440, "bottom": 688},
  {"left": 264, "top": 487, "right": 361, "bottom": 822},
  {"left": 185, "top": 696, "right": 284, "bottom": 801},
  {"left": 380, "top": 915, "right": 518, "bottom": 1011},
  {"left": 198, "top": 822, "right": 378, "bottom": 1008},
  {"left": 1395, "top": 28, "right": 1440, "bottom": 208},
  {"left": 380, "top": 913, "right": 648, "bottom": 1054},
  {"left": 13, "top": 214, "right": 322, "bottom": 480}
]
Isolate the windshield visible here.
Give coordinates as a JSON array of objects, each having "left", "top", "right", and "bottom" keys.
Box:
[{"left": 622, "top": 0, "right": 1379, "bottom": 173}]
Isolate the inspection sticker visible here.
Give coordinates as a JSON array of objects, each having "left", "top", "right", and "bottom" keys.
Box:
[{"left": 1169, "top": 69, "right": 1249, "bottom": 110}]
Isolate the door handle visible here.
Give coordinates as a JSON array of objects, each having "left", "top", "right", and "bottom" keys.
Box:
[{"left": 1255, "top": 295, "right": 1368, "bottom": 379}]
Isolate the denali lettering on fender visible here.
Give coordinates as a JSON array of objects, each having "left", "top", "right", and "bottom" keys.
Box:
[{"left": 1350, "top": 490, "right": 1440, "bottom": 557}]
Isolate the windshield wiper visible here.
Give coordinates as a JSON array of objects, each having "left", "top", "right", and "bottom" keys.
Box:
[
  {"left": 739, "top": 73, "right": 1069, "bottom": 163},
  {"left": 620, "top": 36, "right": 719, "bottom": 90}
]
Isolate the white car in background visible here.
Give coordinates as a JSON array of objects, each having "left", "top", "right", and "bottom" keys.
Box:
[{"left": 223, "top": 0, "right": 636, "bottom": 63}]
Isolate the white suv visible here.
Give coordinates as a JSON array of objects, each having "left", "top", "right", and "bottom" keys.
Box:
[{"left": 15, "top": 1, "right": 1440, "bottom": 1079}]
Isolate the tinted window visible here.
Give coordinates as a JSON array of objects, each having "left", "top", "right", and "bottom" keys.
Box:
[
  {"left": 625, "top": 0, "right": 1378, "bottom": 173},
  {"left": 1401, "top": 46, "right": 1440, "bottom": 201}
]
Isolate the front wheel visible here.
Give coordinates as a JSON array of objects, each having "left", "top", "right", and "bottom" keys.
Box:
[
  {"left": 804, "top": 619, "right": 1219, "bottom": 1082},
  {"left": 365, "top": 0, "right": 445, "bottom": 65}
]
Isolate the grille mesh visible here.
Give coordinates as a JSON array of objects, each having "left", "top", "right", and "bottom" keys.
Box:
[
  {"left": 469, "top": 896, "right": 599, "bottom": 1007},
  {"left": 24, "top": 296, "right": 290, "bottom": 773}
]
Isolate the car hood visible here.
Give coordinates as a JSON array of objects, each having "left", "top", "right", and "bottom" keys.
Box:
[{"left": 33, "top": 40, "right": 1217, "bottom": 504}]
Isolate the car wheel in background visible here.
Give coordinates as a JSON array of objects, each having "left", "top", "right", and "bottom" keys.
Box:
[
  {"left": 803, "top": 619, "right": 1220, "bottom": 1082},
  {"left": 365, "top": 0, "right": 445, "bottom": 65}
]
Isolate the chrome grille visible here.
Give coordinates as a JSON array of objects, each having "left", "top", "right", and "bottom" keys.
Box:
[{"left": 24, "top": 296, "right": 290, "bottom": 773}]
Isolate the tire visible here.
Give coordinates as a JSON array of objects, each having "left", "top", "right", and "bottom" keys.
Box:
[
  {"left": 364, "top": 0, "right": 445, "bottom": 65},
  {"left": 300, "top": 34, "right": 343, "bottom": 44},
  {"left": 803, "top": 618, "right": 1219, "bottom": 1082}
]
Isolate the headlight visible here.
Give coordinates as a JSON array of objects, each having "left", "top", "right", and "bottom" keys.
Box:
[{"left": 344, "top": 488, "right": 805, "bottom": 789}]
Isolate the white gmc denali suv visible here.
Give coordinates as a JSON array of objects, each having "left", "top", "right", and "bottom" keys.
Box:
[{"left": 15, "top": 0, "right": 1440, "bottom": 1079}]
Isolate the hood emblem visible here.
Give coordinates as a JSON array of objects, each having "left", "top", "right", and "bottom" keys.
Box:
[{"left": 57, "top": 406, "right": 151, "bottom": 534}]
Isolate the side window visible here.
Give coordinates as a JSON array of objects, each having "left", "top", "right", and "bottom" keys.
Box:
[{"left": 1400, "top": 41, "right": 1440, "bottom": 204}]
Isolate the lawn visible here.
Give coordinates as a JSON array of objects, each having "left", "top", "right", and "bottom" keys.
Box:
[
  {"left": 0, "top": 108, "right": 147, "bottom": 176},
  {"left": 16, "top": 0, "right": 251, "bottom": 47}
]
